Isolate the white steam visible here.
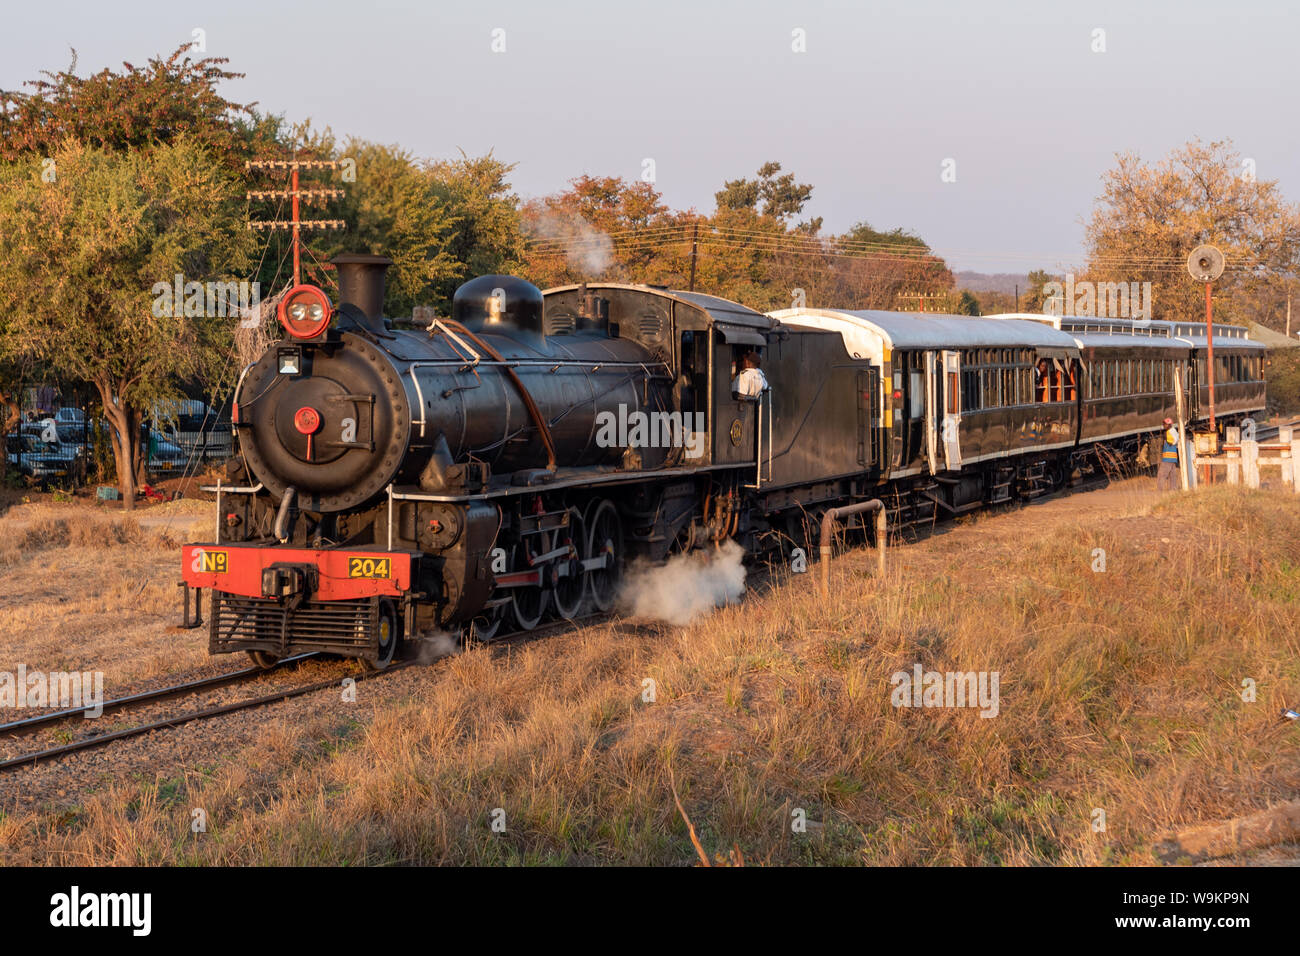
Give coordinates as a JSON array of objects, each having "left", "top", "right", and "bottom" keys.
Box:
[
  {"left": 618, "top": 539, "right": 747, "bottom": 626},
  {"left": 413, "top": 630, "right": 460, "bottom": 664},
  {"left": 528, "top": 210, "right": 614, "bottom": 275}
]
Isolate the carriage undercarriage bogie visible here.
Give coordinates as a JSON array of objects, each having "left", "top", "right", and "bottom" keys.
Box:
[{"left": 182, "top": 265, "right": 1267, "bottom": 666}]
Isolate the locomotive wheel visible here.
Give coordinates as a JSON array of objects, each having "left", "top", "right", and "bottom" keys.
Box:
[
  {"left": 585, "top": 499, "right": 623, "bottom": 612},
  {"left": 246, "top": 650, "right": 280, "bottom": 669},
  {"left": 363, "top": 599, "right": 400, "bottom": 671},
  {"left": 510, "top": 534, "right": 551, "bottom": 631},
  {"left": 467, "top": 602, "right": 507, "bottom": 643},
  {"left": 551, "top": 508, "right": 587, "bottom": 620}
]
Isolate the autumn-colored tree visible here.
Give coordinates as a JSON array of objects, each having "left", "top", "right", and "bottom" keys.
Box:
[
  {"left": 521, "top": 175, "right": 673, "bottom": 288},
  {"left": 0, "top": 45, "right": 263, "bottom": 167},
  {"left": 1085, "top": 139, "right": 1300, "bottom": 325},
  {"left": 519, "top": 164, "right": 952, "bottom": 313}
]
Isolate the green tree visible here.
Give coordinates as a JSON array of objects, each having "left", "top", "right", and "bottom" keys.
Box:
[
  {"left": 715, "top": 161, "right": 821, "bottom": 231},
  {"left": 1022, "top": 269, "right": 1060, "bottom": 313},
  {"left": 0, "top": 141, "right": 254, "bottom": 506},
  {"left": 428, "top": 151, "right": 525, "bottom": 303},
  {"left": 956, "top": 291, "right": 981, "bottom": 315}
]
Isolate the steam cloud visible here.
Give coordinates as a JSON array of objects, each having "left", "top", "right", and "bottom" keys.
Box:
[
  {"left": 528, "top": 211, "right": 614, "bottom": 275},
  {"left": 618, "top": 540, "right": 747, "bottom": 626},
  {"left": 414, "top": 630, "right": 460, "bottom": 664}
]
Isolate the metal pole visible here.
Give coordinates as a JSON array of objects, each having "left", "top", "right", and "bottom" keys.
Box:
[
  {"left": 688, "top": 221, "right": 699, "bottom": 292},
  {"left": 292, "top": 165, "right": 301, "bottom": 287},
  {"left": 817, "top": 499, "right": 886, "bottom": 598},
  {"left": 1205, "top": 281, "right": 1216, "bottom": 432}
]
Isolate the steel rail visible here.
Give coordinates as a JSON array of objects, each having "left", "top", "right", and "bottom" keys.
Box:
[
  {"left": 0, "top": 615, "right": 611, "bottom": 772},
  {"left": 0, "top": 654, "right": 318, "bottom": 737}
]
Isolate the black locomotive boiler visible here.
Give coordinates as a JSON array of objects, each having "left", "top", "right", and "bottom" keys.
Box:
[
  {"left": 183, "top": 256, "right": 812, "bottom": 667},
  {"left": 182, "top": 256, "right": 1267, "bottom": 669}
]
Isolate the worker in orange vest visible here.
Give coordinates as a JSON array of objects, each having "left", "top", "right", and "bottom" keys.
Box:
[{"left": 1156, "top": 417, "right": 1180, "bottom": 491}]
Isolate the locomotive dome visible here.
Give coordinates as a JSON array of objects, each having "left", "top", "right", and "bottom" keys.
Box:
[{"left": 452, "top": 274, "right": 544, "bottom": 335}]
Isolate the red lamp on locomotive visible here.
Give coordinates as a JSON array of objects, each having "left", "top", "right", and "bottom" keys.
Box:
[{"left": 277, "top": 284, "right": 333, "bottom": 339}]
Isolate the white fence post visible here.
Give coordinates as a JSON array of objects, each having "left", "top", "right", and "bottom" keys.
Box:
[{"left": 1242, "top": 439, "right": 1260, "bottom": 489}]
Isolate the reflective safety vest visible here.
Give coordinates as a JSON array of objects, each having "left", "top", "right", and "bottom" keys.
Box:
[{"left": 1162, "top": 428, "right": 1179, "bottom": 462}]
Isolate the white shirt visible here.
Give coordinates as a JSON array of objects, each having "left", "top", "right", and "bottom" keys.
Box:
[{"left": 732, "top": 367, "right": 768, "bottom": 400}]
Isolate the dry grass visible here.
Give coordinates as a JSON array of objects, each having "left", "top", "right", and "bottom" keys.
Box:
[
  {"left": 0, "top": 505, "right": 210, "bottom": 685},
  {"left": 1, "top": 483, "right": 1298, "bottom": 865}
]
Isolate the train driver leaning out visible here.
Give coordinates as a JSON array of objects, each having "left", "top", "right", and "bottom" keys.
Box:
[
  {"left": 731, "top": 350, "right": 769, "bottom": 402},
  {"left": 1156, "top": 416, "right": 1181, "bottom": 491}
]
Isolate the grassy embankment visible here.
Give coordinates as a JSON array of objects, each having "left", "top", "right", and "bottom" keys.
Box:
[{"left": 0, "top": 485, "right": 1297, "bottom": 865}]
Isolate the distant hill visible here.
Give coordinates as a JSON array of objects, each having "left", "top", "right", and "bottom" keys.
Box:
[{"left": 956, "top": 271, "right": 1029, "bottom": 296}]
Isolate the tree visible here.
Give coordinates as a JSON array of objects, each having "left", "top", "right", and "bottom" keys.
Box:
[
  {"left": 324, "top": 140, "right": 461, "bottom": 317},
  {"left": 1021, "top": 269, "right": 1061, "bottom": 314},
  {"left": 1085, "top": 139, "right": 1300, "bottom": 325},
  {"left": 427, "top": 151, "right": 526, "bottom": 304},
  {"left": 0, "top": 46, "right": 259, "bottom": 168},
  {"left": 0, "top": 45, "right": 292, "bottom": 491},
  {"left": 0, "top": 325, "right": 35, "bottom": 476},
  {"left": 956, "top": 291, "right": 981, "bottom": 316},
  {"left": 515, "top": 163, "right": 951, "bottom": 313},
  {"left": 817, "top": 222, "right": 954, "bottom": 310},
  {"left": 0, "top": 141, "right": 254, "bottom": 507},
  {"left": 521, "top": 175, "right": 672, "bottom": 288},
  {"left": 715, "top": 161, "right": 821, "bottom": 231}
]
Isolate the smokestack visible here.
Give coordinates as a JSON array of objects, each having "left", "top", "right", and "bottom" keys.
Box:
[{"left": 332, "top": 253, "right": 392, "bottom": 321}]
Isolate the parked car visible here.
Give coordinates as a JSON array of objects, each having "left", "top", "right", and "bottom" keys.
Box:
[
  {"left": 146, "top": 435, "right": 189, "bottom": 476},
  {"left": 7, "top": 434, "right": 86, "bottom": 485},
  {"left": 152, "top": 399, "right": 233, "bottom": 461}
]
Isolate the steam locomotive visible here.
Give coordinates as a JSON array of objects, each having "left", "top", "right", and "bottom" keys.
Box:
[{"left": 181, "top": 254, "right": 1266, "bottom": 667}]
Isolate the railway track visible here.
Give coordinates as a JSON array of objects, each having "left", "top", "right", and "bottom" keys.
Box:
[
  {"left": 0, "top": 614, "right": 609, "bottom": 773},
  {"left": 1251, "top": 417, "right": 1300, "bottom": 442},
  {"left": 6, "top": 417, "right": 1291, "bottom": 777}
]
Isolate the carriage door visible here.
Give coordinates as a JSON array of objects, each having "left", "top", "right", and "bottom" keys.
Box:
[
  {"left": 923, "top": 351, "right": 939, "bottom": 473},
  {"left": 940, "top": 350, "right": 963, "bottom": 470}
]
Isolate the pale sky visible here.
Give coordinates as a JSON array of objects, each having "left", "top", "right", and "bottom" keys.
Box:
[{"left": 3, "top": 0, "right": 1296, "bottom": 273}]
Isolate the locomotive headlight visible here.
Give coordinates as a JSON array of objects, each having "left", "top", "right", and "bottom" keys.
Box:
[
  {"left": 277, "top": 284, "right": 333, "bottom": 339},
  {"left": 278, "top": 347, "right": 301, "bottom": 375}
]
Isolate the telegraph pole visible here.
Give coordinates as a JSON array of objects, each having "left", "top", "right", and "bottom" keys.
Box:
[
  {"left": 897, "top": 291, "right": 943, "bottom": 313},
  {"left": 246, "top": 158, "right": 348, "bottom": 287},
  {"left": 688, "top": 220, "right": 699, "bottom": 292}
]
